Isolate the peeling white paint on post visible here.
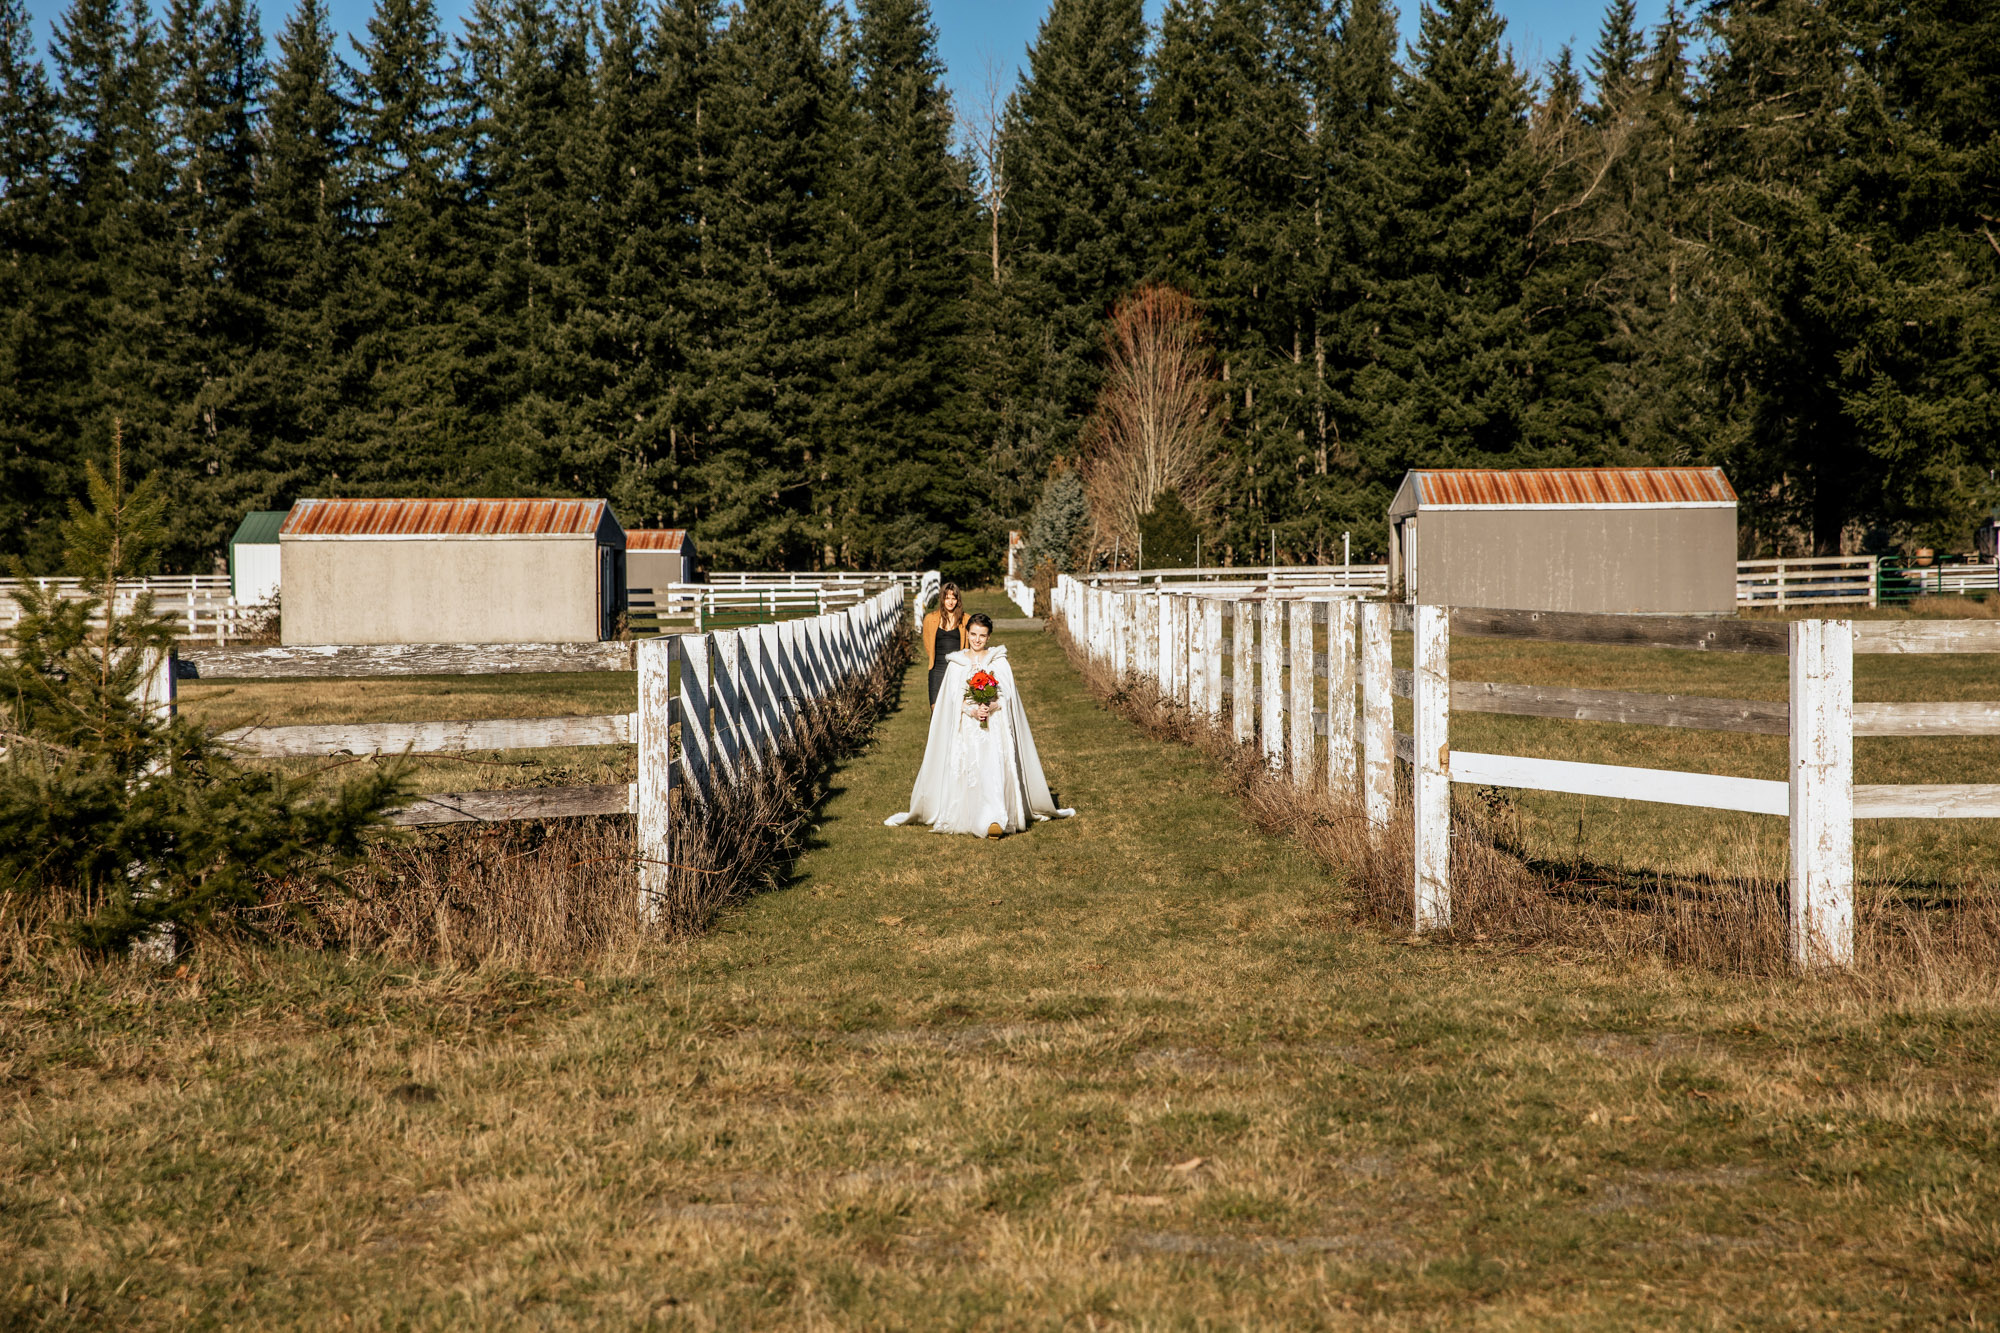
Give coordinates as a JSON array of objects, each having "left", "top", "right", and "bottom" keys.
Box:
[
  {"left": 1232, "top": 599, "right": 1254, "bottom": 744},
  {"left": 1260, "top": 599, "right": 1284, "bottom": 770},
  {"left": 1290, "top": 600, "right": 1315, "bottom": 783},
  {"left": 1789, "top": 618, "right": 1854, "bottom": 967},
  {"left": 1203, "top": 598, "right": 1224, "bottom": 721},
  {"left": 1111, "top": 593, "right": 1129, "bottom": 679},
  {"left": 1162, "top": 595, "right": 1182, "bottom": 703},
  {"left": 637, "top": 636, "right": 675, "bottom": 922},
  {"left": 1139, "top": 591, "right": 1157, "bottom": 680},
  {"left": 678, "top": 633, "right": 715, "bottom": 801},
  {"left": 1325, "top": 598, "right": 1358, "bottom": 798},
  {"left": 130, "top": 647, "right": 178, "bottom": 963},
  {"left": 1186, "top": 598, "right": 1207, "bottom": 715},
  {"left": 1360, "top": 602, "right": 1394, "bottom": 832},
  {"left": 1176, "top": 596, "right": 1195, "bottom": 707},
  {"left": 1413, "top": 604, "right": 1451, "bottom": 930}
]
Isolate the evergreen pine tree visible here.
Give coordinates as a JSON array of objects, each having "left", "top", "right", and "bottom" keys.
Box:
[
  {"left": 0, "top": 435, "right": 405, "bottom": 953},
  {"left": 260, "top": 0, "right": 358, "bottom": 501},
  {"left": 1137, "top": 488, "right": 1199, "bottom": 568},
  {"left": 0, "top": 0, "right": 72, "bottom": 569},
  {"left": 830, "top": 0, "right": 978, "bottom": 575},
  {"left": 999, "top": 0, "right": 1149, "bottom": 476},
  {"left": 151, "top": 0, "right": 273, "bottom": 568},
  {"left": 592, "top": 0, "right": 716, "bottom": 531},
  {"left": 680, "top": 0, "right": 846, "bottom": 568},
  {"left": 338, "top": 0, "right": 485, "bottom": 492},
  {"left": 1021, "top": 464, "right": 1089, "bottom": 574}
]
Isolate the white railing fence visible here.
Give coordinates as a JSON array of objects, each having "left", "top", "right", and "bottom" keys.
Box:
[
  {"left": 1053, "top": 574, "right": 2000, "bottom": 971},
  {"left": 1003, "top": 577, "right": 1035, "bottom": 617},
  {"left": 705, "top": 570, "right": 927, "bottom": 593},
  {"left": 1089, "top": 564, "right": 1390, "bottom": 597},
  {"left": 914, "top": 570, "right": 941, "bottom": 629},
  {"left": 1736, "top": 556, "right": 1878, "bottom": 608},
  {"left": 154, "top": 586, "right": 907, "bottom": 921},
  {"left": 1, "top": 574, "right": 273, "bottom": 644}
]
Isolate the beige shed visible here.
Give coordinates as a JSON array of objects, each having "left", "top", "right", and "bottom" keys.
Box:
[
  {"left": 280, "top": 498, "right": 626, "bottom": 645},
  {"left": 1388, "top": 468, "right": 1738, "bottom": 614},
  {"left": 624, "top": 529, "right": 697, "bottom": 593}
]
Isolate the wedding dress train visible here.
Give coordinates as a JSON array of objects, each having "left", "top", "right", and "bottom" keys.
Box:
[{"left": 884, "top": 645, "right": 1076, "bottom": 836}]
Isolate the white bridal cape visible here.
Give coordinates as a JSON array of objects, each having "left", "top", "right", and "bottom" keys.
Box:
[{"left": 884, "top": 645, "right": 1076, "bottom": 837}]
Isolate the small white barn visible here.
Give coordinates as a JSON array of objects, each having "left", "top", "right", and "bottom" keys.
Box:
[
  {"left": 280, "top": 498, "right": 626, "bottom": 646},
  {"left": 228, "top": 510, "right": 287, "bottom": 605}
]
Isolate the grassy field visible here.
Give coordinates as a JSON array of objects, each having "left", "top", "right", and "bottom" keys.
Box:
[{"left": 4, "top": 590, "right": 1997, "bottom": 1327}]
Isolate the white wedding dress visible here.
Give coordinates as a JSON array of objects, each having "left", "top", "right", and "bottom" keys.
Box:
[{"left": 884, "top": 645, "right": 1076, "bottom": 837}]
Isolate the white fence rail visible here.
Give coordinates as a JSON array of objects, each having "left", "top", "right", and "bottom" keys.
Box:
[
  {"left": 1089, "top": 564, "right": 1390, "bottom": 596},
  {"left": 150, "top": 587, "right": 909, "bottom": 919},
  {"left": 1, "top": 574, "right": 271, "bottom": 644},
  {"left": 704, "top": 570, "right": 927, "bottom": 593},
  {"left": 1054, "top": 574, "right": 2000, "bottom": 971},
  {"left": 1736, "top": 556, "right": 1878, "bottom": 608},
  {"left": 627, "top": 581, "right": 874, "bottom": 631}
]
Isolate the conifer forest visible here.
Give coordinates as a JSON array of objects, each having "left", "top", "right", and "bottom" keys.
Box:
[{"left": 0, "top": 0, "right": 1993, "bottom": 580}]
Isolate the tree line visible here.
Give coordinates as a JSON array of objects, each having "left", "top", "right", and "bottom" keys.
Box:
[{"left": 0, "top": 0, "right": 1993, "bottom": 580}]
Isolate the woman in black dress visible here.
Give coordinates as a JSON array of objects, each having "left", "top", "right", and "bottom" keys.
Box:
[{"left": 923, "top": 584, "right": 966, "bottom": 706}]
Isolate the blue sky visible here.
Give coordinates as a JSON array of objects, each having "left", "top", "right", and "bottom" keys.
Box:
[{"left": 21, "top": 0, "right": 1670, "bottom": 112}]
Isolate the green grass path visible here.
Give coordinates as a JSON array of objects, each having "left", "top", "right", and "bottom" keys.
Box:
[{"left": 5, "top": 591, "right": 1993, "bottom": 1327}]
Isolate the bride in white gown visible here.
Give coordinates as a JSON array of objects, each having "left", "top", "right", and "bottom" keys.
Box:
[{"left": 885, "top": 613, "right": 1076, "bottom": 838}]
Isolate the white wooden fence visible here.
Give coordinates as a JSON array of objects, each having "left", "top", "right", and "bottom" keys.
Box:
[
  {"left": 154, "top": 586, "right": 909, "bottom": 920},
  {"left": 1090, "top": 564, "right": 1390, "bottom": 597},
  {"left": 627, "top": 581, "right": 874, "bottom": 632},
  {"left": 0, "top": 574, "right": 270, "bottom": 643},
  {"left": 705, "top": 570, "right": 927, "bottom": 593},
  {"left": 1736, "top": 556, "right": 1878, "bottom": 608},
  {"left": 1055, "top": 574, "right": 2000, "bottom": 970}
]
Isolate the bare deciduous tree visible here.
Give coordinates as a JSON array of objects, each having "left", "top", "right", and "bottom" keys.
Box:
[{"left": 1082, "top": 284, "right": 1223, "bottom": 555}]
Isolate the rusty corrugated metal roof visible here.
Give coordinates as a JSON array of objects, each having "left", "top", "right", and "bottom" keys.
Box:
[
  {"left": 1410, "top": 468, "right": 1736, "bottom": 508},
  {"left": 281, "top": 498, "right": 609, "bottom": 537},
  {"left": 625, "top": 529, "right": 689, "bottom": 552}
]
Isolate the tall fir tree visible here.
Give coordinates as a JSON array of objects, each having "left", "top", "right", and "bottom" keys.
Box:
[
  {"left": 0, "top": 0, "right": 71, "bottom": 567},
  {"left": 338, "top": 0, "right": 485, "bottom": 492},
  {"left": 680, "top": 0, "right": 846, "bottom": 567},
  {"left": 260, "top": 0, "right": 357, "bottom": 502},
  {"left": 998, "top": 0, "right": 1149, "bottom": 481},
  {"left": 832, "top": 0, "right": 978, "bottom": 574}
]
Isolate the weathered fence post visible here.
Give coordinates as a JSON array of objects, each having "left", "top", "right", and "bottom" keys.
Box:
[
  {"left": 710, "top": 630, "right": 752, "bottom": 775},
  {"left": 1789, "top": 618, "right": 1854, "bottom": 967},
  {"left": 1413, "top": 604, "right": 1451, "bottom": 930},
  {"left": 1139, "top": 591, "right": 1157, "bottom": 681},
  {"left": 759, "top": 622, "right": 793, "bottom": 729},
  {"left": 1360, "top": 601, "right": 1393, "bottom": 832},
  {"left": 1160, "top": 594, "right": 1180, "bottom": 704},
  {"left": 1186, "top": 597, "right": 1207, "bottom": 715},
  {"left": 131, "top": 646, "right": 179, "bottom": 963},
  {"left": 678, "top": 633, "right": 715, "bottom": 801},
  {"left": 637, "top": 635, "right": 675, "bottom": 922},
  {"left": 1325, "top": 598, "right": 1357, "bottom": 798},
  {"left": 1231, "top": 600, "right": 1254, "bottom": 745},
  {"left": 1111, "top": 592, "right": 1129, "bottom": 679},
  {"left": 1260, "top": 599, "right": 1284, "bottom": 769},
  {"left": 1202, "top": 598, "right": 1224, "bottom": 722},
  {"left": 1290, "top": 600, "right": 1315, "bottom": 783}
]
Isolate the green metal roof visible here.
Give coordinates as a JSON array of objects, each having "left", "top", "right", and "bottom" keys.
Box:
[{"left": 230, "top": 510, "right": 289, "bottom": 547}]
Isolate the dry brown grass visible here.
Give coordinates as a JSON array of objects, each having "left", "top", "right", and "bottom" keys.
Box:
[{"left": 1052, "top": 615, "right": 2000, "bottom": 995}]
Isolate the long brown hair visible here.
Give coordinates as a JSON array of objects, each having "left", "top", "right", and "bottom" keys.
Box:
[{"left": 938, "top": 582, "right": 965, "bottom": 630}]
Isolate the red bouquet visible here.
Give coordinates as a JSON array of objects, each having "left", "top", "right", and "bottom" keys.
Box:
[{"left": 963, "top": 670, "right": 1001, "bottom": 729}]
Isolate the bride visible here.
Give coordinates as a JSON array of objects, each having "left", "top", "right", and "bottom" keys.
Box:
[{"left": 885, "top": 612, "right": 1075, "bottom": 838}]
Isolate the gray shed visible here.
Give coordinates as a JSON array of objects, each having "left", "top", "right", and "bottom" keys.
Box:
[
  {"left": 625, "top": 529, "right": 697, "bottom": 592},
  {"left": 1388, "top": 468, "right": 1738, "bottom": 614},
  {"left": 280, "top": 498, "right": 626, "bottom": 645}
]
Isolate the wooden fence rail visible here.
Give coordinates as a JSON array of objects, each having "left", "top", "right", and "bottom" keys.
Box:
[{"left": 1054, "top": 574, "right": 2000, "bottom": 971}]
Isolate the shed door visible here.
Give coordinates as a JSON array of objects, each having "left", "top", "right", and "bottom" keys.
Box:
[
  {"left": 1402, "top": 520, "right": 1418, "bottom": 603},
  {"left": 600, "top": 547, "right": 617, "bottom": 639}
]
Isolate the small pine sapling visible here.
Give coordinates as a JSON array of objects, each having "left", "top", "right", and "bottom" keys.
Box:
[{"left": 0, "top": 426, "right": 408, "bottom": 955}]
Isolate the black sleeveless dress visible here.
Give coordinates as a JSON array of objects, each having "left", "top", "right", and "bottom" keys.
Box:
[{"left": 928, "top": 623, "right": 962, "bottom": 705}]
